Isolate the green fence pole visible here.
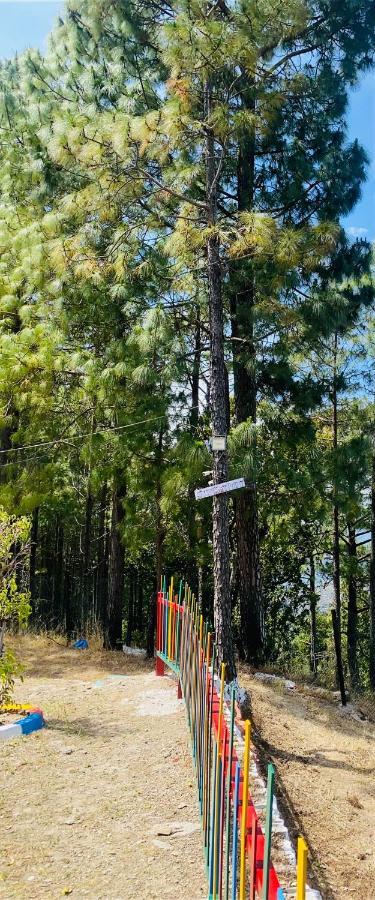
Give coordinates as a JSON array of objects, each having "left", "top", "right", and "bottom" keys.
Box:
[{"left": 262, "top": 764, "right": 275, "bottom": 900}]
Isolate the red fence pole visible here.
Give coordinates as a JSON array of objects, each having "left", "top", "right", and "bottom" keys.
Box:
[{"left": 155, "top": 591, "right": 165, "bottom": 676}]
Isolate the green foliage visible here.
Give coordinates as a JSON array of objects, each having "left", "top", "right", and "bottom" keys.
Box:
[
  {"left": 0, "top": 509, "right": 30, "bottom": 705},
  {"left": 0, "top": 510, "right": 30, "bottom": 627},
  {"left": 0, "top": 649, "right": 24, "bottom": 707},
  {"left": 0, "top": 0, "right": 374, "bottom": 685}
]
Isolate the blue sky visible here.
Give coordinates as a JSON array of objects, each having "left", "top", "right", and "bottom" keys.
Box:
[
  {"left": 0, "top": 1, "right": 374, "bottom": 240},
  {"left": 345, "top": 71, "right": 375, "bottom": 242},
  {"left": 0, "top": 2, "right": 63, "bottom": 58}
]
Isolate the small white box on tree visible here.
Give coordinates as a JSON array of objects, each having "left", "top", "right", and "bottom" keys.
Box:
[{"left": 212, "top": 435, "right": 226, "bottom": 451}]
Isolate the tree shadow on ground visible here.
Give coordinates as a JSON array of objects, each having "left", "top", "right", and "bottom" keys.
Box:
[
  {"left": 259, "top": 739, "right": 374, "bottom": 776},
  {"left": 46, "top": 716, "right": 128, "bottom": 738}
]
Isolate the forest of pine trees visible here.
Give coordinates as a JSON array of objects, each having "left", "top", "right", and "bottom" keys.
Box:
[{"left": 1, "top": 0, "right": 375, "bottom": 692}]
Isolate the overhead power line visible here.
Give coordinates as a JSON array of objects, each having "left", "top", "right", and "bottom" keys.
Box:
[{"left": 0, "top": 406, "right": 200, "bottom": 457}]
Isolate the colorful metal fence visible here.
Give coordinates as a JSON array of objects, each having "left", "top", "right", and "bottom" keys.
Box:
[{"left": 156, "top": 577, "right": 309, "bottom": 900}]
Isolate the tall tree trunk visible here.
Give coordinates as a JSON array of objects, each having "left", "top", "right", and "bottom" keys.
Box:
[
  {"left": 347, "top": 522, "right": 359, "bottom": 690},
  {"left": 64, "top": 548, "right": 74, "bottom": 643},
  {"left": 29, "top": 506, "right": 39, "bottom": 615},
  {"left": 104, "top": 482, "right": 126, "bottom": 650},
  {"left": 198, "top": 564, "right": 203, "bottom": 607},
  {"left": 235, "top": 490, "right": 263, "bottom": 664},
  {"left": 83, "top": 487, "right": 93, "bottom": 575},
  {"left": 191, "top": 308, "right": 200, "bottom": 430},
  {"left": 147, "top": 429, "right": 165, "bottom": 657},
  {"left": 309, "top": 554, "right": 318, "bottom": 675},
  {"left": 146, "top": 517, "right": 164, "bottom": 657},
  {"left": 370, "top": 452, "right": 375, "bottom": 690},
  {"left": 332, "top": 332, "right": 341, "bottom": 635},
  {"left": 187, "top": 309, "right": 202, "bottom": 594},
  {"left": 53, "top": 522, "right": 64, "bottom": 628},
  {"left": 126, "top": 568, "right": 134, "bottom": 646},
  {"left": 82, "top": 485, "right": 93, "bottom": 629},
  {"left": 333, "top": 503, "right": 341, "bottom": 629},
  {"left": 136, "top": 575, "right": 143, "bottom": 633},
  {"left": 45, "top": 527, "right": 55, "bottom": 627},
  {"left": 205, "top": 76, "right": 236, "bottom": 681},
  {"left": 146, "top": 519, "right": 165, "bottom": 659},
  {"left": 230, "top": 84, "right": 263, "bottom": 665},
  {"left": 97, "top": 485, "right": 109, "bottom": 637}
]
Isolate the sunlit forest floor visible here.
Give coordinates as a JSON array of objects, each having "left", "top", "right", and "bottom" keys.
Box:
[
  {"left": 241, "top": 671, "right": 375, "bottom": 899},
  {"left": 0, "top": 637, "right": 206, "bottom": 899},
  {"left": 2, "top": 638, "right": 374, "bottom": 899}
]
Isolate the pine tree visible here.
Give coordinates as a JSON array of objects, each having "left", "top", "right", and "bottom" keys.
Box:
[{"left": 1, "top": 0, "right": 375, "bottom": 685}]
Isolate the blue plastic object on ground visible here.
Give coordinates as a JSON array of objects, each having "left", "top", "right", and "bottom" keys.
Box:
[
  {"left": 73, "top": 639, "right": 89, "bottom": 650},
  {"left": 15, "top": 712, "right": 45, "bottom": 735}
]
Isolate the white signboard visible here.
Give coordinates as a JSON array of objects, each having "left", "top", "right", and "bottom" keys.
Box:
[
  {"left": 211, "top": 436, "right": 226, "bottom": 451},
  {"left": 195, "top": 477, "right": 246, "bottom": 500}
]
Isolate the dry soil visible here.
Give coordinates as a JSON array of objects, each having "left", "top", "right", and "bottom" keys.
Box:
[
  {"left": 2, "top": 640, "right": 375, "bottom": 900},
  {"left": 240, "top": 671, "right": 375, "bottom": 900},
  {"left": 0, "top": 637, "right": 206, "bottom": 900}
]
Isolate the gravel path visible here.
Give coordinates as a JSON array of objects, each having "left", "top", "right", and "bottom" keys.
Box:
[{"left": 0, "top": 638, "right": 206, "bottom": 899}]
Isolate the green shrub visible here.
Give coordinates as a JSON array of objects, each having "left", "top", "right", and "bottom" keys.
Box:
[
  {"left": 0, "top": 509, "right": 31, "bottom": 706},
  {"left": 0, "top": 649, "right": 24, "bottom": 706}
]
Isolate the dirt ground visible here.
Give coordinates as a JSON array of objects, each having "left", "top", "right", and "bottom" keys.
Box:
[
  {"left": 0, "top": 637, "right": 206, "bottom": 900},
  {"left": 2, "top": 640, "right": 375, "bottom": 900},
  {"left": 240, "top": 672, "right": 375, "bottom": 900}
]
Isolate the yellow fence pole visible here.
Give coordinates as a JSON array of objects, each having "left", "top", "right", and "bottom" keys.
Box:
[
  {"left": 240, "top": 720, "right": 251, "bottom": 900},
  {"left": 297, "top": 836, "right": 308, "bottom": 900}
]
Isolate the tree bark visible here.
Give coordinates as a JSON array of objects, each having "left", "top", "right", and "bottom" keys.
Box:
[
  {"left": 97, "top": 484, "right": 109, "bottom": 635},
  {"left": 198, "top": 564, "right": 203, "bottom": 607},
  {"left": 332, "top": 333, "right": 341, "bottom": 635},
  {"left": 187, "top": 309, "right": 202, "bottom": 595},
  {"left": 126, "top": 568, "right": 134, "bottom": 646},
  {"left": 53, "top": 522, "right": 64, "bottom": 628},
  {"left": 136, "top": 575, "right": 143, "bottom": 633},
  {"left": 147, "top": 429, "right": 165, "bottom": 657},
  {"left": 333, "top": 502, "right": 341, "bottom": 628},
  {"left": 104, "top": 482, "right": 126, "bottom": 650},
  {"left": 235, "top": 490, "right": 263, "bottom": 662},
  {"left": 370, "top": 452, "right": 375, "bottom": 690},
  {"left": 230, "top": 81, "right": 264, "bottom": 665},
  {"left": 82, "top": 485, "right": 94, "bottom": 629},
  {"left": 347, "top": 522, "right": 359, "bottom": 690},
  {"left": 64, "top": 549, "right": 74, "bottom": 643},
  {"left": 191, "top": 308, "right": 200, "bottom": 430},
  {"left": 309, "top": 554, "right": 317, "bottom": 675},
  {"left": 44, "top": 528, "right": 55, "bottom": 627},
  {"left": 83, "top": 487, "right": 93, "bottom": 576},
  {"left": 331, "top": 609, "right": 346, "bottom": 706},
  {"left": 205, "top": 75, "right": 236, "bottom": 681},
  {"left": 29, "top": 507, "right": 39, "bottom": 615}
]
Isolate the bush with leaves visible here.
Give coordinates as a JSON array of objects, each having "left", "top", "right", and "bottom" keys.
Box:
[{"left": 0, "top": 510, "right": 31, "bottom": 706}]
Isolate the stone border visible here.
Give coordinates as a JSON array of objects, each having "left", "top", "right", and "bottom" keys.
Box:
[{"left": 0, "top": 706, "right": 45, "bottom": 742}]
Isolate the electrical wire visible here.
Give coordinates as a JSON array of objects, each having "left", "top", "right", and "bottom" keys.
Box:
[{"left": 0, "top": 406, "right": 200, "bottom": 457}]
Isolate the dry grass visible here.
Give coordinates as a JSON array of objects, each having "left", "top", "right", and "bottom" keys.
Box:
[
  {"left": 241, "top": 670, "right": 375, "bottom": 900},
  {"left": 357, "top": 693, "right": 375, "bottom": 723},
  {"left": 6, "top": 631, "right": 154, "bottom": 678}
]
